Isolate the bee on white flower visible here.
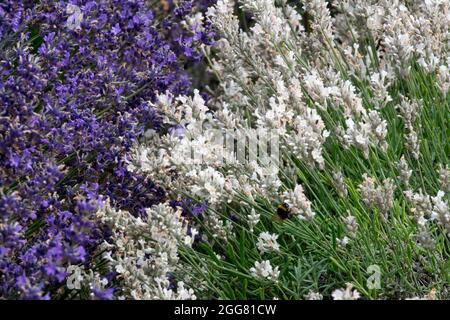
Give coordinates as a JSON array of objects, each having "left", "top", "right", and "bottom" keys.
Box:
[{"left": 282, "top": 184, "right": 315, "bottom": 221}]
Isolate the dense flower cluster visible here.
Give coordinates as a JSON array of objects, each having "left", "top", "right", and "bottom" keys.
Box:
[{"left": 0, "top": 0, "right": 211, "bottom": 299}]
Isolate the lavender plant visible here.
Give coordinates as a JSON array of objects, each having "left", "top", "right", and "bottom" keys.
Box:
[
  {"left": 2, "top": 0, "right": 449, "bottom": 301},
  {"left": 0, "top": 0, "right": 211, "bottom": 299},
  {"left": 125, "top": 0, "right": 449, "bottom": 300}
]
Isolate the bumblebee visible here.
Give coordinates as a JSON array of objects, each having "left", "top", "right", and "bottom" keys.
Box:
[
  {"left": 375, "top": 38, "right": 386, "bottom": 63},
  {"left": 275, "top": 203, "right": 292, "bottom": 221}
]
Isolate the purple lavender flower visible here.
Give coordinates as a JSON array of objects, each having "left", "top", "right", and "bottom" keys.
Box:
[
  {"left": 159, "top": 0, "right": 216, "bottom": 62},
  {"left": 170, "top": 198, "right": 207, "bottom": 218}
]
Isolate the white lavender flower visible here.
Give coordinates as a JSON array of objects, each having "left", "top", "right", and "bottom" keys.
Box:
[
  {"left": 437, "top": 64, "right": 450, "bottom": 95},
  {"left": 431, "top": 191, "right": 450, "bottom": 236},
  {"left": 342, "top": 118, "right": 371, "bottom": 158},
  {"left": 397, "top": 97, "right": 422, "bottom": 159},
  {"left": 438, "top": 164, "right": 450, "bottom": 193},
  {"left": 404, "top": 189, "right": 433, "bottom": 227},
  {"left": 343, "top": 213, "right": 359, "bottom": 238},
  {"left": 413, "top": 230, "right": 436, "bottom": 249},
  {"left": 282, "top": 184, "right": 315, "bottom": 221},
  {"left": 250, "top": 260, "right": 280, "bottom": 282},
  {"left": 66, "top": 4, "right": 83, "bottom": 31},
  {"left": 332, "top": 283, "right": 361, "bottom": 300},
  {"left": 358, "top": 174, "right": 395, "bottom": 221},
  {"left": 333, "top": 170, "right": 348, "bottom": 198},
  {"left": 256, "top": 232, "right": 280, "bottom": 253},
  {"left": 247, "top": 208, "right": 261, "bottom": 233},
  {"left": 304, "top": 290, "right": 324, "bottom": 300},
  {"left": 398, "top": 155, "right": 412, "bottom": 185},
  {"left": 65, "top": 265, "right": 110, "bottom": 299},
  {"left": 336, "top": 236, "right": 350, "bottom": 248}
]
